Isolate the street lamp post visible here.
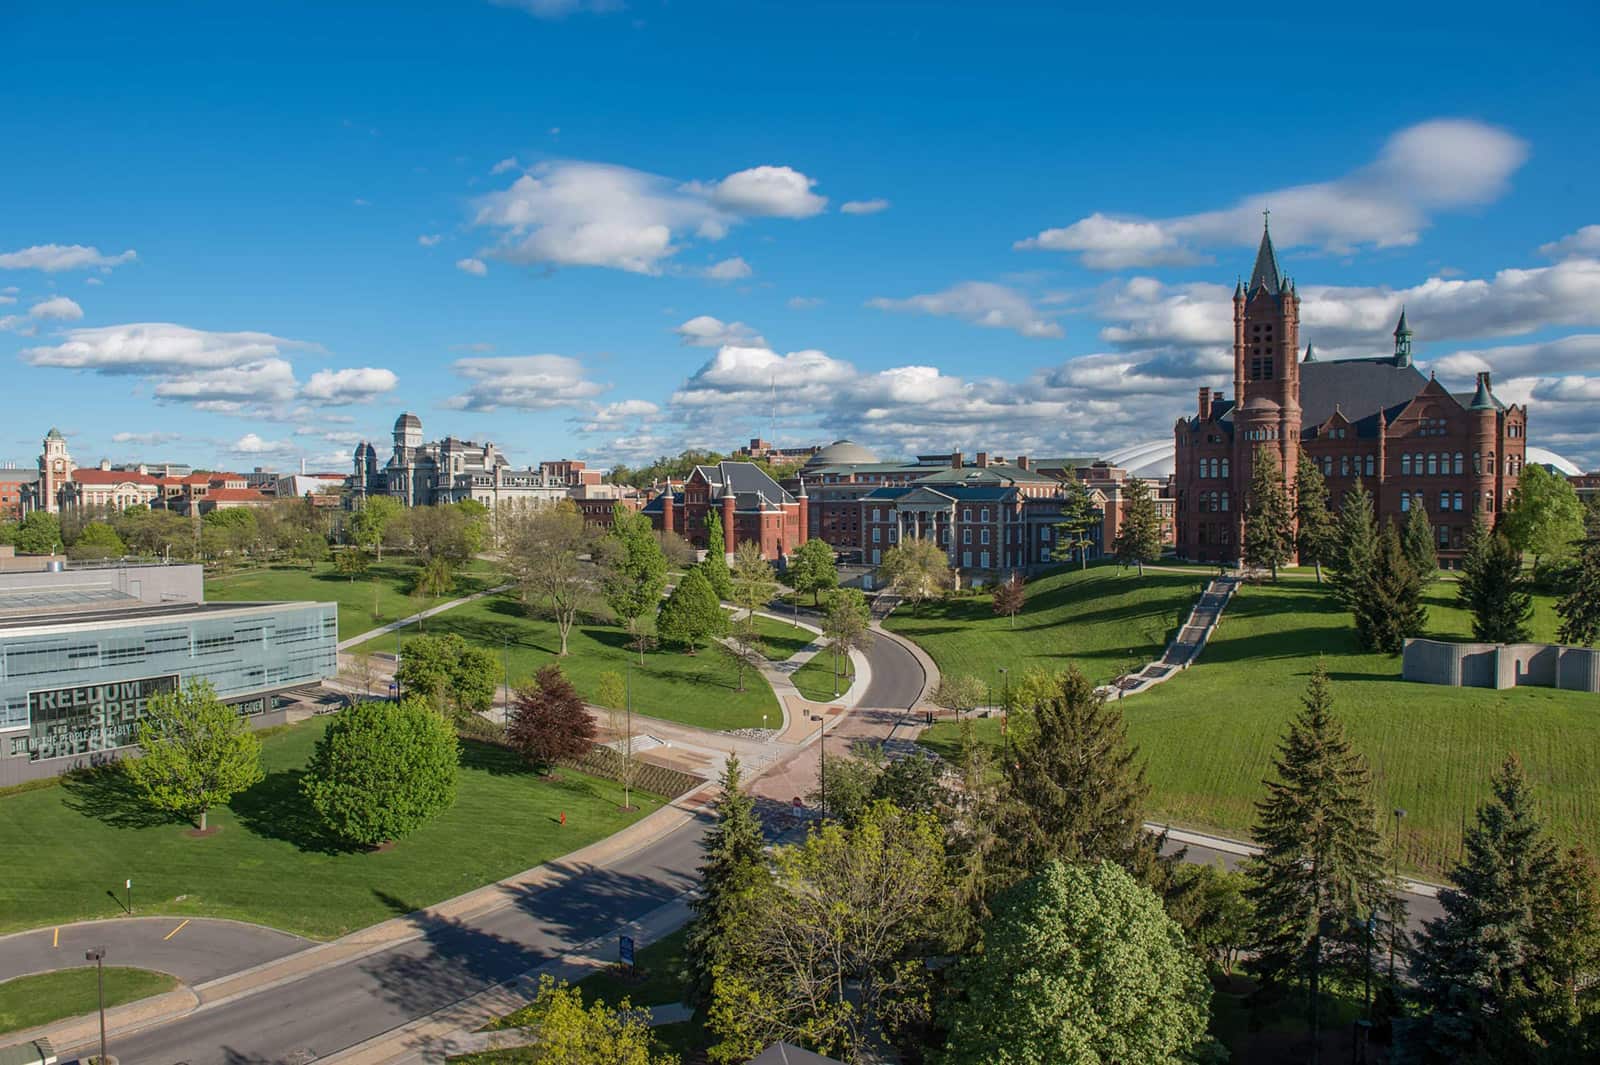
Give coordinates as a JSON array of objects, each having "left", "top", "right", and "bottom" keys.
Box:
[
  {"left": 998, "top": 666, "right": 1010, "bottom": 759},
  {"left": 1390, "top": 807, "right": 1407, "bottom": 982},
  {"left": 502, "top": 636, "right": 511, "bottom": 725},
  {"left": 623, "top": 663, "right": 634, "bottom": 812},
  {"left": 85, "top": 946, "right": 108, "bottom": 1064},
  {"left": 810, "top": 712, "right": 826, "bottom": 818}
]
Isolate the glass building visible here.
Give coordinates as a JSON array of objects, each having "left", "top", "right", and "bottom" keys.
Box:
[{"left": 0, "top": 595, "right": 337, "bottom": 778}]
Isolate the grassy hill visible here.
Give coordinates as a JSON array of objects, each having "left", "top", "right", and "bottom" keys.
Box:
[{"left": 919, "top": 572, "right": 1599, "bottom": 878}]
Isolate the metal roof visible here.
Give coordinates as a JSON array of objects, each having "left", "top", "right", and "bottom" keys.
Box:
[{"left": 1298, "top": 357, "right": 1429, "bottom": 433}]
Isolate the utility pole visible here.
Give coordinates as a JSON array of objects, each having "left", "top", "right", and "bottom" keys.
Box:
[{"left": 1390, "top": 807, "right": 1407, "bottom": 981}]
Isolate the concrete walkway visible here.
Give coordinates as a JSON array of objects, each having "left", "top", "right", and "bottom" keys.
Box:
[
  {"left": 1098, "top": 575, "right": 1238, "bottom": 699},
  {"left": 336, "top": 582, "right": 513, "bottom": 651}
]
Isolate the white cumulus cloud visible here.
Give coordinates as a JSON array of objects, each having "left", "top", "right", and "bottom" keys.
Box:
[
  {"left": 1540, "top": 225, "right": 1600, "bottom": 260},
  {"left": 840, "top": 198, "right": 890, "bottom": 215},
  {"left": 703, "top": 256, "right": 753, "bottom": 281},
  {"left": 302, "top": 367, "right": 399, "bottom": 405},
  {"left": 231, "top": 433, "right": 292, "bottom": 455},
  {"left": 443, "top": 354, "right": 607, "bottom": 411},
  {"left": 456, "top": 257, "right": 488, "bottom": 276},
  {"left": 706, "top": 166, "right": 827, "bottom": 218},
  {"left": 418, "top": 233, "right": 443, "bottom": 247},
  {"left": 868, "top": 281, "right": 1063, "bottom": 338},
  {"left": 675, "top": 315, "right": 766, "bottom": 348},
  {"left": 0, "top": 244, "right": 138, "bottom": 273},
  {"left": 30, "top": 296, "right": 84, "bottom": 321}
]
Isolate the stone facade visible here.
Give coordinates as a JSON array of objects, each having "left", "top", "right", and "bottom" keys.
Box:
[
  {"left": 1174, "top": 222, "right": 1527, "bottom": 564},
  {"left": 348, "top": 412, "right": 583, "bottom": 511}
]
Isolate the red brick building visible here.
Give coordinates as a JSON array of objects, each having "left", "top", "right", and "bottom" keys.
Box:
[
  {"left": 568, "top": 482, "right": 647, "bottom": 531},
  {"left": 1175, "top": 221, "right": 1527, "bottom": 565},
  {"left": 643, "top": 461, "right": 807, "bottom": 561}
]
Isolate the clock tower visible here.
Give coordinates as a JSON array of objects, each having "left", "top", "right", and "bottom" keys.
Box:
[{"left": 38, "top": 427, "right": 75, "bottom": 514}]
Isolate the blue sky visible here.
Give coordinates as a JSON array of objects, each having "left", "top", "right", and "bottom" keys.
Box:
[{"left": 4, "top": 0, "right": 1598, "bottom": 474}]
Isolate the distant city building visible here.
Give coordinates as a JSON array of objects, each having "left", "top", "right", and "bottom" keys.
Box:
[
  {"left": 348, "top": 412, "right": 589, "bottom": 511},
  {"left": 1174, "top": 221, "right": 1528, "bottom": 564},
  {"left": 0, "top": 554, "right": 336, "bottom": 785},
  {"left": 0, "top": 466, "right": 40, "bottom": 521},
  {"left": 568, "top": 481, "right": 648, "bottom": 530},
  {"left": 643, "top": 461, "right": 807, "bottom": 562},
  {"left": 731, "top": 437, "right": 822, "bottom": 464}
]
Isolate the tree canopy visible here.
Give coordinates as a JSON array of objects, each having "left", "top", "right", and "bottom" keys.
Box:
[
  {"left": 879, "top": 538, "right": 952, "bottom": 611},
  {"left": 395, "top": 632, "right": 499, "bottom": 723},
  {"left": 1502, "top": 464, "right": 1585, "bottom": 566},
  {"left": 788, "top": 537, "right": 839, "bottom": 605},
  {"left": 657, "top": 567, "right": 727, "bottom": 653},
  {"left": 1113, "top": 476, "right": 1165, "bottom": 575},
  {"left": 1052, "top": 478, "right": 1099, "bottom": 569},
  {"left": 125, "top": 679, "right": 263, "bottom": 833},
  {"left": 507, "top": 664, "right": 597, "bottom": 773},
  {"left": 1294, "top": 450, "right": 1336, "bottom": 583},
  {"left": 601, "top": 506, "right": 669, "bottom": 663},
  {"left": 1243, "top": 448, "right": 1295, "bottom": 580},
  {"left": 1457, "top": 516, "right": 1534, "bottom": 644},
  {"left": 1556, "top": 498, "right": 1600, "bottom": 647},
  {"left": 302, "top": 698, "right": 459, "bottom": 846}
]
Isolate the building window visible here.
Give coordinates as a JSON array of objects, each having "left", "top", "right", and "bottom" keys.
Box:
[
  {"left": 1401, "top": 495, "right": 1410, "bottom": 512},
  {"left": 1439, "top": 491, "right": 1450, "bottom": 512},
  {"left": 1453, "top": 492, "right": 1464, "bottom": 511},
  {"left": 980, "top": 551, "right": 990, "bottom": 568},
  {"left": 1437, "top": 525, "right": 1450, "bottom": 548},
  {"left": 963, "top": 508, "right": 971, "bottom": 521},
  {"left": 872, "top": 507, "right": 880, "bottom": 522},
  {"left": 980, "top": 528, "right": 990, "bottom": 545},
  {"left": 1453, "top": 452, "right": 1464, "bottom": 475},
  {"left": 980, "top": 508, "right": 990, "bottom": 522},
  {"left": 1402, "top": 454, "right": 1412, "bottom": 476},
  {"left": 962, "top": 529, "right": 971, "bottom": 545},
  {"left": 1220, "top": 491, "right": 1230, "bottom": 512},
  {"left": 1366, "top": 455, "right": 1375, "bottom": 477},
  {"left": 962, "top": 551, "right": 971, "bottom": 568},
  {"left": 1039, "top": 526, "right": 1050, "bottom": 541},
  {"left": 1426, "top": 454, "right": 1437, "bottom": 476},
  {"left": 1340, "top": 455, "right": 1350, "bottom": 476},
  {"left": 872, "top": 528, "right": 880, "bottom": 543}
]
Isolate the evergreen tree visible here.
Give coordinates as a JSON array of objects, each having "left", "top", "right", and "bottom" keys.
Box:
[
  {"left": 686, "top": 755, "right": 769, "bottom": 1012},
  {"left": 1404, "top": 756, "right": 1600, "bottom": 1064},
  {"left": 701, "top": 511, "right": 733, "bottom": 599},
  {"left": 656, "top": 567, "right": 727, "bottom": 653},
  {"left": 997, "top": 666, "right": 1156, "bottom": 881},
  {"left": 1403, "top": 502, "right": 1438, "bottom": 584},
  {"left": 1247, "top": 663, "right": 1400, "bottom": 1050},
  {"left": 1355, "top": 521, "right": 1427, "bottom": 653},
  {"left": 1295, "top": 451, "right": 1336, "bottom": 584},
  {"left": 1556, "top": 498, "right": 1600, "bottom": 647},
  {"left": 1329, "top": 479, "right": 1377, "bottom": 610},
  {"left": 1112, "top": 476, "right": 1164, "bottom": 576},
  {"left": 1457, "top": 522, "right": 1534, "bottom": 644},
  {"left": 1051, "top": 478, "right": 1099, "bottom": 569},
  {"left": 1243, "top": 447, "right": 1296, "bottom": 580}
]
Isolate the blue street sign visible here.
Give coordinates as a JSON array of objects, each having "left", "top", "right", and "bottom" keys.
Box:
[
  {"left": 620, "top": 935, "right": 635, "bottom": 967},
  {"left": 388, "top": 682, "right": 398, "bottom": 697}
]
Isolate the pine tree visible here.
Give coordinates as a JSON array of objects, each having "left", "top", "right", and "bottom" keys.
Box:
[
  {"left": 1052, "top": 478, "right": 1099, "bottom": 569},
  {"left": 1403, "top": 502, "right": 1438, "bottom": 584},
  {"left": 1329, "top": 479, "right": 1377, "bottom": 610},
  {"left": 701, "top": 510, "right": 733, "bottom": 599},
  {"left": 1457, "top": 525, "right": 1534, "bottom": 644},
  {"left": 1556, "top": 498, "right": 1600, "bottom": 647},
  {"left": 686, "top": 754, "right": 770, "bottom": 1012},
  {"left": 1404, "top": 756, "right": 1600, "bottom": 1063},
  {"left": 657, "top": 567, "right": 727, "bottom": 653},
  {"left": 1355, "top": 521, "right": 1427, "bottom": 654},
  {"left": 1243, "top": 447, "right": 1295, "bottom": 580},
  {"left": 1112, "top": 476, "right": 1164, "bottom": 576},
  {"left": 1295, "top": 451, "right": 1336, "bottom": 584},
  {"left": 997, "top": 666, "right": 1156, "bottom": 882},
  {"left": 1247, "top": 663, "right": 1400, "bottom": 1050}
]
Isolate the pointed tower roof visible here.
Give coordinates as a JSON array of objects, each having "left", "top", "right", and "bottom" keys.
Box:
[
  {"left": 1302, "top": 343, "right": 1316, "bottom": 363},
  {"left": 1394, "top": 306, "right": 1410, "bottom": 336},
  {"left": 1233, "top": 278, "right": 1244, "bottom": 300},
  {"left": 1249, "top": 215, "right": 1284, "bottom": 294},
  {"left": 1469, "top": 371, "right": 1496, "bottom": 411}
]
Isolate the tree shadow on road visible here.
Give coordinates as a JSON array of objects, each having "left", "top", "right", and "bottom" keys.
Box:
[{"left": 60, "top": 764, "right": 184, "bottom": 830}]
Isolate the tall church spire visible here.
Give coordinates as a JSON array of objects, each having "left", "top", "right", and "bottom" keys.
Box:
[
  {"left": 1393, "top": 306, "right": 1413, "bottom": 367},
  {"left": 1249, "top": 210, "right": 1284, "bottom": 294}
]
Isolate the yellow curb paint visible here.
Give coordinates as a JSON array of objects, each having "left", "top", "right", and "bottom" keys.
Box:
[
  {"left": 163, "top": 919, "right": 191, "bottom": 941},
  {"left": 52, "top": 927, "right": 58, "bottom": 948}
]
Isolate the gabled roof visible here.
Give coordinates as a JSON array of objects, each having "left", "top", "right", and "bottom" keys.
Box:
[
  {"left": 1298, "top": 357, "right": 1429, "bottom": 435},
  {"left": 690, "top": 462, "right": 797, "bottom": 510}
]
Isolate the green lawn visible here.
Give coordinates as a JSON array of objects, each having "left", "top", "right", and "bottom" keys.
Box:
[
  {"left": 0, "top": 717, "right": 661, "bottom": 939},
  {"left": 742, "top": 612, "right": 817, "bottom": 661},
  {"left": 886, "top": 564, "right": 1202, "bottom": 686},
  {"left": 353, "top": 593, "right": 780, "bottom": 732},
  {"left": 205, "top": 557, "right": 502, "bottom": 642},
  {"left": 922, "top": 577, "right": 1600, "bottom": 878},
  {"left": 0, "top": 966, "right": 180, "bottom": 1035},
  {"left": 791, "top": 650, "right": 855, "bottom": 702}
]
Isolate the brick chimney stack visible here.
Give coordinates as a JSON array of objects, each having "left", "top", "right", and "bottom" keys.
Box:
[
  {"left": 1016, "top": 455, "right": 1030, "bottom": 471},
  {"left": 1198, "top": 386, "right": 1212, "bottom": 419},
  {"left": 976, "top": 451, "right": 990, "bottom": 468},
  {"left": 951, "top": 451, "right": 963, "bottom": 469}
]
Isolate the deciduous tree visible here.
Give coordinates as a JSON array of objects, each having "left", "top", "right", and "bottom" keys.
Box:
[
  {"left": 507, "top": 664, "right": 597, "bottom": 773},
  {"left": 302, "top": 698, "right": 459, "bottom": 846},
  {"left": 503, "top": 501, "right": 596, "bottom": 656},
  {"left": 936, "top": 861, "right": 1215, "bottom": 1065},
  {"left": 1113, "top": 476, "right": 1164, "bottom": 575},
  {"left": 126, "top": 679, "right": 263, "bottom": 833},
  {"left": 821, "top": 588, "right": 873, "bottom": 697},
  {"left": 931, "top": 673, "right": 985, "bottom": 719},
  {"left": 333, "top": 548, "right": 372, "bottom": 582},
  {"left": 12, "top": 511, "right": 62, "bottom": 555},
  {"left": 1503, "top": 464, "right": 1585, "bottom": 568},
  {"left": 706, "top": 802, "right": 949, "bottom": 1063},
  {"left": 787, "top": 537, "right": 838, "bottom": 605},
  {"left": 68, "top": 520, "right": 126, "bottom": 561},
  {"left": 1247, "top": 664, "right": 1399, "bottom": 1048},
  {"left": 395, "top": 633, "right": 498, "bottom": 723},
  {"left": 656, "top": 567, "right": 726, "bottom": 654},
  {"left": 349, "top": 495, "right": 402, "bottom": 559},
  {"left": 505, "top": 975, "right": 681, "bottom": 1065},
  {"left": 991, "top": 572, "right": 1026, "bottom": 627},
  {"left": 602, "top": 506, "right": 669, "bottom": 664},
  {"left": 879, "top": 538, "right": 952, "bottom": 613},
  {"left": 1244, "top": 447, "right": 1295, "bottom": 580}
]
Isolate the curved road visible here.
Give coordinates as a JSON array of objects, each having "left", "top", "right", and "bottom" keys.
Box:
[
  {"left": 71, "top": 631, "right": 927, "bottom": 1064},
  {"left": 0, "top": 917, "right": 308, "bottom": 986}
]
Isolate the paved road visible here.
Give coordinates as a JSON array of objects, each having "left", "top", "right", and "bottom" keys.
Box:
[
  {"left": 80, "top": 631, "right": 927, "bottom": 1064},
  {"left": 0, "top": 917, "right": 308, "bottom": 986}
]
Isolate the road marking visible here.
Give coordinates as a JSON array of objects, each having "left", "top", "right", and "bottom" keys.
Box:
[
  {"left": 163, "top": 919, "right": 191, "bottom": 941},
  {"left": 52, "top": 927, "right": 58, "bottom": 948}
]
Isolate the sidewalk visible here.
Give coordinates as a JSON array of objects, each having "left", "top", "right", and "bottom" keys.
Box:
[{"left": 336, "top": 582, "right": 513, "bottom": 651}]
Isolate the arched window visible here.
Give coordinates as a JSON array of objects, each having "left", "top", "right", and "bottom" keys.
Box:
[
  {"left": 1220, "top": 491, "right": 1230, "bottom": 512},
  {"left": 1453, "top": 452, "right": 1464, "bottom": 475},
  {"left": 1402, "top": 454, "right": 1412, "bottom": 476},
  {"left": 1221, "top": 458, "right": 1230, "bottom": 478},
  {"left": 1439, "top": 491, "right": 1450, "bottom": 512},
  {"left": 1427, "top": 454, "right": 1438, "bottom": 476}
]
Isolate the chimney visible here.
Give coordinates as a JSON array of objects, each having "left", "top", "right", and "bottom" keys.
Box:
[
  {"left": 951, "top": 451, "right": 963, "bottom": 469},
  {"left": 976, "top": 451, "right": 990, "bottom": 468},
  {"left": 1198, "top": 387, "right": 1212, "bottom": 419},
  {"left": 1017, "top": 455, "right": 1030, "bottom": 471}
]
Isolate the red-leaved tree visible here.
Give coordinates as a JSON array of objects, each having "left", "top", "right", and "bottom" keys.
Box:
[
  {"left": 992, "top": 572, "right": 1027, "bottom": 628},
  {"left": 507, "top": 664, "right": 596, "bottom": 774}
]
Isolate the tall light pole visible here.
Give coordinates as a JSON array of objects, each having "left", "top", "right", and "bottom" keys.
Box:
[
  {"left": 1390, "top": 807, "right": 1407, "bottom": 982},
  {"left": 623, "top": 663, "right": 634, "bottom": 812},
  {"left": 810, "top": 712, "right": 826, "bottom": 818},
  {"left": 502, "top": 635, "right": 511, "bottom": 725},
  {"left": 998, "top": 666, "right": 1010, "bottom": 759},
  {"left": 85, "top": 946, "right": 108, "bottom": 1064}
]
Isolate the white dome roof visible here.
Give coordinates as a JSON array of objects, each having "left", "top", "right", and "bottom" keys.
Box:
[
  {"left": 1526, "top": 446, "right": 1583, "bottom": 477},
  {"left": 1102, "top": 440, "right": 1176, "bottom": 481},
  {"left": 807, "top": 439, "right": 880, "bottom": 466}
]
